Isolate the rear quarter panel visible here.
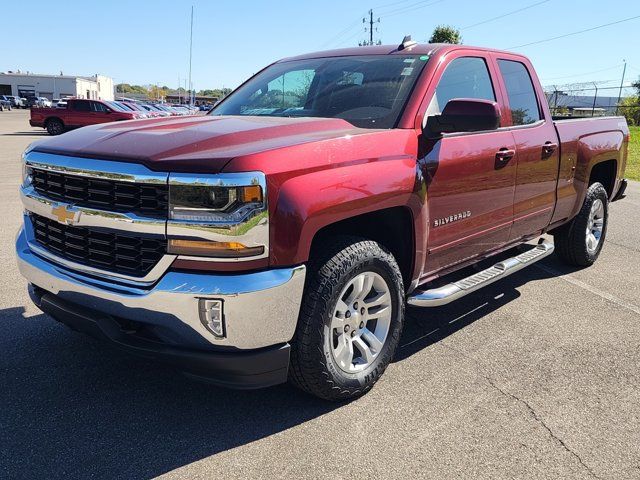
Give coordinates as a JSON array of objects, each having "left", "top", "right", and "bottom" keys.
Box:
[{"left": 551, "top": 117, "right": 629, "bottom": 224}]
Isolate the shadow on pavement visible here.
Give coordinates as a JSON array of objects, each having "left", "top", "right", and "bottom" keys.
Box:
[
  {"left": 396, "top": 253, "right": 580, "bottom": 361},
  {"left": 0, "top": 254, "right": 579, "bottom": 479},
  {"left": 1, "top": 131, "right": 48, "bottom": 136}
]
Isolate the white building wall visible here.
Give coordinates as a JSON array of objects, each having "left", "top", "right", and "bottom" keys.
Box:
[{"left": 0, "top": 73, "right": 114, "bottom": 100}]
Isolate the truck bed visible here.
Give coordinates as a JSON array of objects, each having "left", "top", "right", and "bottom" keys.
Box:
[{"left": 551, "top": 115, "right": 628, "bottom": 225}]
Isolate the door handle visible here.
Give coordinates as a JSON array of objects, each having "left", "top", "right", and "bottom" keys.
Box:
[
  {"left": 495, "top": 148, "right": 515, "bottom": 163},
  {"left": 542, "top": 141, "right": 558, "bottom": 157}
]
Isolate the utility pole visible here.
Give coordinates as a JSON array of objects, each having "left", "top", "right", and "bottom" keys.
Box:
[
  {"left": 616, "top": 60, "right": 626, "bottom": 115},
  {"left": 188, "top": 5, "right": 194, "bottom": 107},
  {"left": 360, "top": 10, "right": 380, "bottom": 46}
]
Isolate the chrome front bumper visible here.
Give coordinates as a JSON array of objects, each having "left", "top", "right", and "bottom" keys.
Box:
[{"left": 16, "top": 226, "right": 306, "bottom": 350}]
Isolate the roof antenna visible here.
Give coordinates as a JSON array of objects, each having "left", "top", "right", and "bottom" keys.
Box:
[{"left": 398, "top": 35, "right": 417, "bottom": 50}]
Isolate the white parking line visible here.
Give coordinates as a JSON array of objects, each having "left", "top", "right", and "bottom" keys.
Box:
[{"left": 535, "top": 264, "right": 640, "bottom": 316}]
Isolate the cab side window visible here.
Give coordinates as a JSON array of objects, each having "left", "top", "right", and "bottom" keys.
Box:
[
  {"left": 91, "top": 101, "right": 108, "bottom": 113},
  {"left": 426, "top": 57, "right": 495, "bottom": 117},
  {"left": 497, "top": 60, "right": 541, "bottom": 125},
  {"left": 72, "top": 101, "right": 91, "bottom": 112}
]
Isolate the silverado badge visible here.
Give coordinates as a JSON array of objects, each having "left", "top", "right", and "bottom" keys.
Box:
[
  {"left": 51, "top": 204, "right": 80, "bottom": 225},
  {"left": 433, "top": 210, "right": 471, "bottom": 227}
]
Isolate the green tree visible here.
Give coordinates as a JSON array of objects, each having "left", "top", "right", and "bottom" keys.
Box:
[
  {"left": 619, "top": 96, "right": 640, "bottom": 126},
  {"left": 115, "top": 83, "right": 148, "bottom": 95},
  {"left": 429, "top": 25, "right": 462, "bottom": 44}
]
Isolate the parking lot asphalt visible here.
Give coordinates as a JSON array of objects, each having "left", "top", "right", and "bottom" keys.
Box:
[{"left": 1, "top": 109, "right": 639, "bottom": 480}]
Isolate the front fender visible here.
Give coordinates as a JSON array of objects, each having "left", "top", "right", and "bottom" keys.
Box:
[{"left": 270, "top": 155, "right": 425, "bottom": 268}]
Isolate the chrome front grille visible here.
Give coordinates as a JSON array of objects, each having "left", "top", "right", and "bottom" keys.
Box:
[
  {"left": 22, "top": 152, "right": 173, "bottom": 283},
  {"left": 31, "top": 168, "right": 168, "bottom": 218},
  {"left": 31, "top": 213, "right": 166, "bottom": 277}
]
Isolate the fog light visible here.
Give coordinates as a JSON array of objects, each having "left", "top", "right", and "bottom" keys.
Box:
[{"left": 198, "top": 299, "right": 225, "bottom": 338}]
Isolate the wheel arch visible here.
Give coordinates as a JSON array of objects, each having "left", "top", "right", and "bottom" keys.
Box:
[
  {"left": 308, "top": 207, "right": 415, "bottom": 291},
  {"left": 588, "top": 158, "right": 617, "bottom": 198},
  {"left": 45, "top": 116, "right": 64, "bottom": 127}
]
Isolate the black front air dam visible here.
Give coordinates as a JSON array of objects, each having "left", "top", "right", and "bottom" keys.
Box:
[{"left": 30, "top": 285, "right": 290, "bottom": 390}]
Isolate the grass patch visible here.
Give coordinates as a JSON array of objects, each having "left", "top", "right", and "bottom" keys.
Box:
[{"left": 627, "top": 126, "right": 640, "bottom": 181}]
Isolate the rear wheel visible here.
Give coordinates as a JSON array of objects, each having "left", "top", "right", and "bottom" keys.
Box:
[
  {"left": 46, "top": 118, "right": 64, "bottom": 135},
  {"left": 553, "top": 182, "right": 608, "bottom": 266},
  {"left": 289, "top": 237, "right": 404, "bottom": 401}
]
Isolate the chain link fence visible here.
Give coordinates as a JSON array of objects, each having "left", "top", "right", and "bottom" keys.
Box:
[{"left": 544, "top": 83, "right": 637, "bottom": 122}]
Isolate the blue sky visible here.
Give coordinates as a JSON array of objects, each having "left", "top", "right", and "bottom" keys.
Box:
[{"left": 1, "top": 0, "right": 639, "bottom": 92}]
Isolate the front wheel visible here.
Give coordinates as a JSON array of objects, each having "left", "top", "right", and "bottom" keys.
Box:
[
  {"left": 289, "top": 237, "right": 404, "bottom": 401},
  {"left": 553, "top": 182, "right": 609, "bottom": 266}
]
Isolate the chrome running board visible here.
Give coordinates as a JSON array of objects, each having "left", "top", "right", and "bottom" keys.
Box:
[{"left": 407, "top": 240, "right": 555, "bottom": 307}]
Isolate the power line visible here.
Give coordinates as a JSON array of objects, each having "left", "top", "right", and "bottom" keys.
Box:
[
  {"left": 508, "top": 14, "right": 640, "bottom": 49},
  {"left": 461, "top": 0, "right": 550, "bottom": 30},
  {"left": 373, "top": 0, "right": 416, "bottom": 11},
  {"left": 379, "top": 0, "right": 446, "bottom": 19},
  {"left": 320, "top": 18, "right": 364, "bottom": 48},
  {"left": 541, "top": 64, "right": 623, "bottom": 81}
]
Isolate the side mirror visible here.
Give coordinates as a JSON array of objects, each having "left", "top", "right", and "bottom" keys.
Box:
[{"left": 425, "top": 98, "right": 501, "bottom": 137}]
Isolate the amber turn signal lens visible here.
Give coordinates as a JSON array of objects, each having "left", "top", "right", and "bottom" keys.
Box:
[
  {"left": 240, "top": 185, "right": 263, "bottom": 203},
  {"left": 168, "top": 239, "right": 264, "bottom": 258}
]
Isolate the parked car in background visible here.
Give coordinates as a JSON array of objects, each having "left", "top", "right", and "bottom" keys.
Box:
[
  {"left": 36, "top": 97, "right": 52, "bottom": 108},
  {"left": 119, "top": 101, "right": 155, "bottom": 118},
  {"left": 2, "top": 95, "right": 24, "bottom": 108},
  {"left": 55, "top": 99, "right": 68, "bottom": 108},
  {"left": 167, "top": 104, "right": 195, "bottom": 116},
  {"left": 30, "top": 98, "right": 140, "bottom": 134},
  {"left": 0, "top": 97, "right": 12, "bottom": 111},
  {"left": 153, "top": 104, "right": 180, "bottom": 116},
  {"left": 137, "top": 103, "right": 170, "bottom": 117}
]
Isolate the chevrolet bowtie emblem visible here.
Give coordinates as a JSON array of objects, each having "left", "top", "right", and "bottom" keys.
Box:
[{"left": 51, "top": 204, "right": 80, "bottom": 225}]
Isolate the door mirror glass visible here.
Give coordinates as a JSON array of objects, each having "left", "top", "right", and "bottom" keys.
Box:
[{"left": 425, "top": 98, "right": 501, "bottom": 137}]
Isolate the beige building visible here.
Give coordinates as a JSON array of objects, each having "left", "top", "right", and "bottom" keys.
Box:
[{"left": 0, "top": 72, "right": 114, "bottom": 101}]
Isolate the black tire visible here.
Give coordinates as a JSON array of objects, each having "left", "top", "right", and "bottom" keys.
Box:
[
  {"left": 289, "top": 236, "right": 405, "bottom": 401},
  {"left": 46, "top": 118, "right": 64, "bottom": 135},
  {"left": 553, "top": 182, "right": 609, "bottom": 267}
]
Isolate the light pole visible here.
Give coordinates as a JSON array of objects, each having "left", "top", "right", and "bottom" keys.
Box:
[{"left": 188, "top": 5, "right": 194, "bottom": 107}]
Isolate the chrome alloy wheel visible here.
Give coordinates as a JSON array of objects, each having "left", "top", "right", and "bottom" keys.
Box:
[
  {"left": 330, "top": 271, "right": 392, "bottom": 373},
  {"left": 586, "top": 198, "right": 605, "bottom": 254}
]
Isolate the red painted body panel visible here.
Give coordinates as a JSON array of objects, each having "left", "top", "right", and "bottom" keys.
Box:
[
  {"left": 28, "top": 44, "right": 629, "bottom": 291},
  {"left": 551, "top": 117, "right": 628, "bottom": 225}
]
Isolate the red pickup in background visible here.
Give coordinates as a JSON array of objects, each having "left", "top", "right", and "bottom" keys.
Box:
[{"left": 30, "top": 98, "right": 138, "bottom": 135}]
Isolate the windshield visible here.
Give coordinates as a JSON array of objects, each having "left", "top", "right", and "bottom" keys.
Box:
[
  {"left": 209, "top": 55, "right": 429, "bottom": 129},
  {"left": 105, "top": 101, "right": 126, "bottom": 111}
]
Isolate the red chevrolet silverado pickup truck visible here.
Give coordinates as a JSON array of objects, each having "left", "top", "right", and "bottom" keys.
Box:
[
  {"left": 30, "top": 98, "right": 139, "bottom": 135},
  {"left": 16, "top": 40, "right": 629, "bottom": 400}
]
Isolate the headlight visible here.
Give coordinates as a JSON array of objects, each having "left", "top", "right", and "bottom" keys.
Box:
[
  {"left": 167, "top": 172, "right": 268, "bottom": 260},
  {"left": 21, "top": 153, "right": 32, "bottom": 187}
]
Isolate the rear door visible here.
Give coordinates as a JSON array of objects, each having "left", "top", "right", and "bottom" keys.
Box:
[
  {"left": 491, "top": 54, "right": 560, "bottom": 240},
  {"left": 419, "top": 53, "right": 517, "bottom": 274}
]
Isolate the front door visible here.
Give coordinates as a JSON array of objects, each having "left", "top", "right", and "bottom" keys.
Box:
[
  {"left": 90, "top": 101, "right": 114, "bottom": 125},
  {"left": 419, "top": 55, "right": 517, "bottom": 275}
]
